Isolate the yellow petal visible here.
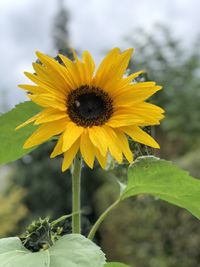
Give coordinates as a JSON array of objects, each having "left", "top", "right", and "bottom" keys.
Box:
[
  {"left": 16, "top": 112, "right": 41, "bottom": 130},
  {"left": 102, "top": 48, "right": 134, "bottom": 91},
  {"left": 58, "top": 54, "right": 73, "bottom": 68},
  {"left": 106, "top": 113, "right": 144, "bottom": 128},
  {"left": 24, "top": 71, "right": 49, "bottom": 87},
  {"left": 50, "top": 134, "right": 64, "bottom": 158},
  {"left": 93, "top": 48, "right": 120, "bottom": 87},
  {"left": 72, "top": 49, "right": 79, "bottom": 61},
  {"left": 29, "top": 92, "right": 66, "bottom": 105},
  {"left": 127, "top": 103, "right": 165, "bottom": 125},
  {"left": 28, "top": 94, "right": 67, "bottom": 111},
  {"left": 32, "top": 63, "right": 67, "bottom": 94},
  {"left": 18, "top": 84, "right": 44, "bottom": 94},
  {"left": 70, "top": 50, "right": 89, "bottom": 86},
  {"left": 62, "top": 122, "right": 84, "bottom": 151},
  {"left": 34, "top": 108, "right": 67, "bottom": 125},
  {"left": 82, "top": 51, "right": 95, "bottom": 79},
  {"left": 102, "top": 126, "right": 123, "bottom": 164},
  {"left": 94, "top": 48, "right": 134, "bottom": 91},
  {"left": 132, "top": 81, "right": 156, "bottom": 88},
  {"left": 62, "top": 139, "right": 80, "bottom": 171},
  {"left": 58, "top": 54, "right": 84, "bottom": 88},
  {"left": 120, "top": 125, "right": 160, "bottom": 148},
  {"left": 124, "top": 70, "right": 145, "bottom": 83},
  {"left": 80, "top": 130, "right": 95, "bottom": 168},
  {"left": 114, "top": 48, "right": 134, "bottom": 78},
  {"left": 35, "top": 51, "right": 72, "bottom": 89},
  {"left": 32, "top": 62, "right": 48, "bottom": 80},
  {"left": 73, "top": 51, "right": 95, "bottom": 85},
  {"left": 95, "top": 48, "right": 120, "bottom": 75},
  {"left": 88, "top": 126, "right": 108, "bottom": 156},
  {"left": 24, "top": 72, "right": 67, "bottom": 96},
  {"left": 100, "top": 70, "right": 145, "bottom": 100},
  {"left": 18, "top": 82, "right": 65, "bottom": 98},
  {"left": 94, "top": 147, "right": 107, "bottom": 169},
  {"left": 23, "top": 118, "right": 67, "bottom": 148},
  {"left": 108, "top": 102, "right": 164, "bottom": 128},
  {"left": 113, "top": 85, "right": 162, "bottom": 106},
  {"left": 136, "top": 102, "right": 165, "bottom": 113},
  {"left": 114, "top": 129, "right": 133, "bottom": 163}
]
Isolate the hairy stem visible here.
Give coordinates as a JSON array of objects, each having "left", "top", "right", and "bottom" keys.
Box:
[
  {"left": 88, "top": 198, "right": 120, "bottom": 240},
  {"left": 71, "top": 152, "right": 82, "bottom": 234}
]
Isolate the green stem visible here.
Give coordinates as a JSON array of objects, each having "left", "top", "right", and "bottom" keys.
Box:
[
  {"left": 88, "top": 198, "right": 120, "bottom": 240},
  {"left": 72, "top": 152, "right": 82, "bottom": 234},
  {"left": 51, "top": 212, "right": 79, "bottom": 228}
]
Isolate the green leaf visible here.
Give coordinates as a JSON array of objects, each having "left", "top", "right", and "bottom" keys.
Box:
[
  {"left": 0, "top": 237, "right": 48, "bottom": 266},
  {"left": 105, "top": 262, "right": 130, "bottom": 267},
  {"left": 121, "top": 156, "right": 200, "bottom": 220},
  {"left": 0, "top": 101, "right": 41, "bottom": 164},
  {"left": 0, "top": 234, "right": 106, "bottom": 267}
]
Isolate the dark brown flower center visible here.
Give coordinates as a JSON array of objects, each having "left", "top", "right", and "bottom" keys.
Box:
[{"left": 67, "top": 85, "right": 113, "bottom": 127}]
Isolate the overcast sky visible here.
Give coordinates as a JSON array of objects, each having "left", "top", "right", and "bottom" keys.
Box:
[{"left": 0, "top": 0, "right": 199, "bottom": 111}]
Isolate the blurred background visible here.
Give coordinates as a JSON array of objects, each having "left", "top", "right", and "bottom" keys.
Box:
[{"left": 0, "top": 0, "right": 200, "bottom": 266}]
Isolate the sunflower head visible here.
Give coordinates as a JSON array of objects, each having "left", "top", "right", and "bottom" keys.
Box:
[{"left": 17, "top": 48, "right": 164, "bottom": 171}]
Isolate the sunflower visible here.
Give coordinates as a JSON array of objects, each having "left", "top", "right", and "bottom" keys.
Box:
[{"left": 17, "top": 48, "right": 164, "bottom": 171}]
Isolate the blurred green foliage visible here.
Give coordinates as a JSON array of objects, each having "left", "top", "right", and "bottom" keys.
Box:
[
  {"left": 127, "top": 25, "right": 200, "bottom": 157},
  {"left": 176, "top": 149, "right": 200, "bottom": 178},
  {"left": 0, "top": 184, "right": 28, "bottom": 237},
  {"left": 11, "top": 143, "right": 72, "bottom": 222}
]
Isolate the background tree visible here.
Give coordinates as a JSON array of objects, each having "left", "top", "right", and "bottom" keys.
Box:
[
  {"left": 126, "top": 25, "right": 200, "bottom": 160},
  {"left": 52, "top": 0, "right": 73, "bottom": 59}
]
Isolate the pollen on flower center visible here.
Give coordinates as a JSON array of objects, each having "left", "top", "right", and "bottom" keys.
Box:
[{"left": 67, "top": 85, "right": 113, "bottom": 127}]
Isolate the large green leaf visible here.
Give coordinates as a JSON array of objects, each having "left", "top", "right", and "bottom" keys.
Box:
[
  {"left": 0, "top": 234, "right": 106, "bottom": 267},
  {"left": 105, "top": 262, "right": 130, "bottom": 267},
  {"left": 0, "top": 237, "right": 48, "bottom": 267},
  {"left": 121, "top": 156, "right": 200, "bottom": 220},
  {"left": 0, "top": 101, "right": 41, "bottom": 164}
]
